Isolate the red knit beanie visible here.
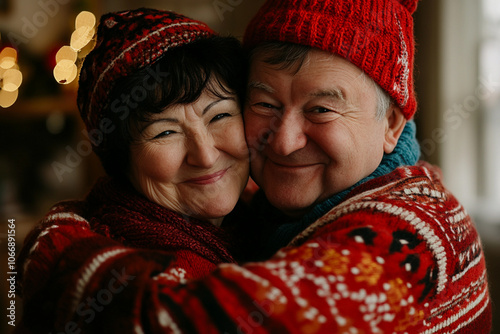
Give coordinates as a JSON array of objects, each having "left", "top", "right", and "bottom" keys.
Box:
[
  {"left": 77, "top": 8, "right": 216, "bottom": 149},
  {"left": 243, "top": 0, "right": 419, "bottom": 119}
]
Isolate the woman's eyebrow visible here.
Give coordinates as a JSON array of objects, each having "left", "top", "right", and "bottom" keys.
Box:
[
  {"left": 203, "top": 96, "right": 236, "bottom": 115},
  {"left": 140, "top": 96, "right": 237, "bottom": 132}
]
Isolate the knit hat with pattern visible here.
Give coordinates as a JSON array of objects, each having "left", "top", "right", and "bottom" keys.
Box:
[
  {"left": 243, "top": 0, "right": 419, "bottom": 120},
  {"left": 77, "top": 8, "right": 216, "bottom": 152}
]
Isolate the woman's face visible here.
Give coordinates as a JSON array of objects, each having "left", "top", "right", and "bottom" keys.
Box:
[{"left": 128, "top": 85, "right": 249, "bottom": 226}]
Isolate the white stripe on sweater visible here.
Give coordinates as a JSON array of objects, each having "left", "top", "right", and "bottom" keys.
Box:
[
  {"left": 430, "top": 273, "right": 486, "bottom": 315},
  {"left": 24, "top": 212, "right": 91, "bottom": 274},
  {"left": 70, "top": 248, "right": 131, "bottom": 315},
  {"left": 157, "top": 307, "right": 182, "bottom": 334},
  {"left": 43, "top": 212, "right": 89, "bottom": 225},
  {"left": 134, "top": 324, "right": 145, "bottom": 334},
  {"left": 452, "top": 252, "right": 482, "bottom": 283},
  {"left": 422, "top": 288, "right": 489, "bottom": 334}
]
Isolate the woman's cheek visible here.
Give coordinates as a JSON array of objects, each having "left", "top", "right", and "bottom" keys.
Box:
[
  {"left": 225, "top": 119, "right": 249, "bottom": 160},
  {"left": 137, "top": 143, "right": 185, "bottom": 181}
]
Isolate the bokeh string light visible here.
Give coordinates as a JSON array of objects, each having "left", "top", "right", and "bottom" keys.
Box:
[
  {"left": 0, "top": 46, "right": 23, "bottom": 108},
  {"left": 53, "top": 11, "right": 96, "bottom": 85}
]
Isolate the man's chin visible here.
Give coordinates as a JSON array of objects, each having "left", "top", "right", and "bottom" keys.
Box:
[{"left": 267, "top": 195, "right": 315, "bottom": 218}]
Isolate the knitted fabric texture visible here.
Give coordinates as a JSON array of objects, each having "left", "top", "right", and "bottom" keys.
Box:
[
  {"left": 77, "top": 8, "right": 216, "bottom": 154},
  {"left": 16, "top": 176, "right": 237, "bottom": 304},
  {"left": 243, "top": 0, "right": 418, "bottom": 119},
  {"left": 15, "top": 165, "right": 492, "bottom": 333}
]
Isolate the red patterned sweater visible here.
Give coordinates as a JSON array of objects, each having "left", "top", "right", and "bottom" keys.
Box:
[{"left": 16, "top": 164, "right": 492, "bottom": 333}]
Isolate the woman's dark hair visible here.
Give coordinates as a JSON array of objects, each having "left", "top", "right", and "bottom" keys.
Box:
[{"left": 100, "top": 36, "right": 247, "bottom": 177}]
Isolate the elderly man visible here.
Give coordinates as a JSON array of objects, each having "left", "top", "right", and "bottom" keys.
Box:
[
  {"left": 15, "top": 0, "right": 491, "bottom": 333},
  {"left": 235, "top": 1, "right": 491, "bottom": 332}
]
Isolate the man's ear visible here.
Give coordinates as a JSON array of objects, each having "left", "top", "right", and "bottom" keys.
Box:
[{"left": 383, "top": 105, "right": 407, "bottom": 154}]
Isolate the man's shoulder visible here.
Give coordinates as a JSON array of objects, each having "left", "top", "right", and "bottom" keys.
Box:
[
  {"left": 348, "top": 161, "right": 446, "bottom": 199},
  {"left": 291, "top": 161, "right": 465, "bottom": 245},
  {"left": 284, "top": 163, "right": 491, "bottom": 333}
]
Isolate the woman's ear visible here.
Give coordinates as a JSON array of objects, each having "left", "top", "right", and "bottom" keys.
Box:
[{"left": 383, "top": 105, "right": 407, "bottom": 154}]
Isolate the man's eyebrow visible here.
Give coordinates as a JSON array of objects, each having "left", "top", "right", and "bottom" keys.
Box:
[
  {"left": 248, "top": 81, "right": 275, "bottom": 94},
  {"left": 309, "top": 88, "right": 345, "bottom": 101}
]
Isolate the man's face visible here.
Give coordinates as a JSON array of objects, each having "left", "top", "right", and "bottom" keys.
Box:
[{"left": 244, "top": 49, "right": 394, "bottom": 217}]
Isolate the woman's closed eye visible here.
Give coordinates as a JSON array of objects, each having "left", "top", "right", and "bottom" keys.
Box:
[
  {"left": 153, "top": 130, "right": 177, "bottom": 139},
  {"left": 210, "top": 112, "right": 232, "bottom": 123}
]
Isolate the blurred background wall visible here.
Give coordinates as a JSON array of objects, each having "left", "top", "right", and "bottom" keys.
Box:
[{"left": 0, "top": 0, "right": 499, "bottom": 333}]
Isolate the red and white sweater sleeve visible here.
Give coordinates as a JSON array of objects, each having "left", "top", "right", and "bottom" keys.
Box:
[
  {"left": 147, "top": 167, "right": 491, "bottom": 333},
  {"left": 15, "top": 201, "right": 183, "bottom": 334},
  {"left": 16, "top": 166, "right": 492, "bottom": 333},
  {"left": 44, "top": 208, "right": 489, "bottom": 333}
]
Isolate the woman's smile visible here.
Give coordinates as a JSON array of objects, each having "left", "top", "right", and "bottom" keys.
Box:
[
  {"left": 184, "top": 168, "right": 229, "bottom": 185},
  {"left": 128, "top": 85, "right": 249, "bottom": 224}
]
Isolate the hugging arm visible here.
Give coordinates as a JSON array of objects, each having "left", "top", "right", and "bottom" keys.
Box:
[
  {"left": 146, "top": 167, "right": 490, "bottom": 333},
  {"left": 15, "top": 202, "right": 178, "bottom": 334},
  {"left": 16, "top": 167, "right": 491, "bottom": 333}
]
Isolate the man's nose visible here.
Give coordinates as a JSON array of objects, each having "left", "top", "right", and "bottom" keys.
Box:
[
  {"left": 186, "top": 131, "right": 220, "bottom": 168},
  {"left": 267, "top": 110, "right": 307, "bottom": 156}
]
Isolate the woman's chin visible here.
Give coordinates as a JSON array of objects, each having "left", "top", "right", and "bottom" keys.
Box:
[{"left": 194, "top": 198, "right": 239, "bottom": 223}]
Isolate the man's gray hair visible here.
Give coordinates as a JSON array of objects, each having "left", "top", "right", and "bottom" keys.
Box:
[{"left": 374, "top": 81, "right": 392, "bottom": 120}]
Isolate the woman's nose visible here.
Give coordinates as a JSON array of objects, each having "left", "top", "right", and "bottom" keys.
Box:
[{"left": 186, "top": 131, "right": 220, "bottom": 168}]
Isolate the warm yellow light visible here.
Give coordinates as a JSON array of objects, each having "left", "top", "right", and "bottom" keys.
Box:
[
  {"left": 53, "top": 59, "right": 78, "bottom": 84},
  {"left": 54, "top": 10, "right": 96, "bottom": 84},
  {"left": 75, "top": 11, "right": 96, "bottom": 30},
  {"left": 70, "top": 26, "right": 95, "bottom": 52},
  {"left": 56, "top": 45, "right": 78, "bottom": 63},
  {"left": 0, "top": 89, "right": 18, "bottom": 108},
  {"left": 1, "top": 68, "right": 23, "bottom": 92},
  {"left": 0, "top": 47, "right": 17, "bottom": 69}
]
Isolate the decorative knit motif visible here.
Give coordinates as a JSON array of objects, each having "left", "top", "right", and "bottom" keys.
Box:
[
  {"left": 15, "top": 165, "right": 492, "bottom": 333},
  {"left": 77, "top": 8, "right": 216, "bottom": 155},
  {"left": 243, "top": 0, "right": 419, "bottom": 119},
  {"left": 158, "top": 164, "right": 490, "bottom": 333},
  {"left": 282, "top": 163, "right": 491, "bottom": 332}
]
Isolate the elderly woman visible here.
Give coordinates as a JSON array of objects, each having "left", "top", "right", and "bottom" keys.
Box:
[{"left": 15, "top": 8, "right": 251, "bottom": 332}]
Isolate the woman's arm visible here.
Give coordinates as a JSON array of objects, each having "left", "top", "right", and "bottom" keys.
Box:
[
  {"left": 17, "top": 175, "right": 492, "bottom": 333},
  {"left": 16, "top": 201, "right": 177, "bottom": 333}
]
